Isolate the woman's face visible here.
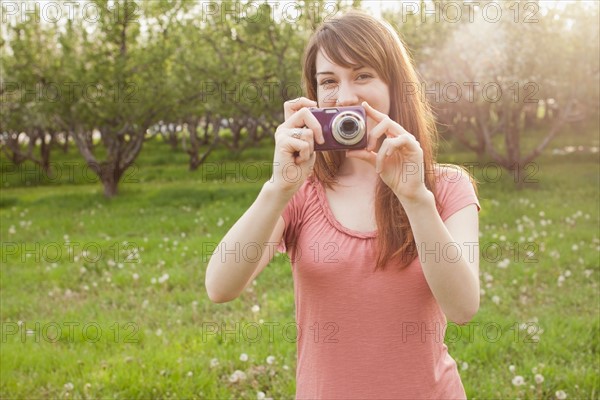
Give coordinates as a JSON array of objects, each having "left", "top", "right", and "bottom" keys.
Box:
[{"left": 315, "top": 49, "right": 391, "bottom": 132}]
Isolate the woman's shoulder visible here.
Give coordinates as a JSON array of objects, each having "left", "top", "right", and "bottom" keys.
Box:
[{"left": 431, "top": 163, "right": 480, "bottom": 220}]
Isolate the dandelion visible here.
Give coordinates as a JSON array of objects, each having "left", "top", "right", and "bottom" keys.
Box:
[
  {"left": 584, "top": 270, "right": 593, "bottom": 278},
  {"left": 555, "top": 390, "right": 567, "bottom": 399},
  {"left": 499, "top": 235, "right": 506, "bottom": 242},
  {"left": 151, "top": 278, "right": 157, "bottom": 284},
  {"left": 217, "top": 218, "right": 224, "bottom": 227},
  {"left": 158, "top": 273, "right": 170, "bottom": 284},
  {"left": 557, "top": 275, "right": 565, "bottom": 287},
  {"left": 8, "top": 225, "right": 16, "bottom": 234},
  {"left": 492, "top": 295, "right": 500, "bottom": 305},
  {"left": 84, "top": 383, "right": 91, "bottom": 390},
  {"left": 132, "top": 273, "right": 139, "bottom": 281},
  {"left": 509, "top": 365, "right": 516, "bottom": 373},
  {"left": 497, "top": 258, "right": 510, "bottom": 269},
  {"left": 155, "top": 328, "right": 163, "bottom": 336},
  {"left": 266, "top": 355, "right": 275, "bottom": 365},
  {"left": 210, "top": 358, "right": 219, "bottom": 368},
  {"left": 571, "top": 244, "right": 579, "bottom": 251},
  {"left": 564, "top": 270, "right": 571, "bottom": 278},
  {"left": 228, "top": 370, "right": 247, "bottom": 383},
  {"left": 461, "top": 362, "right": 469, "bottom": 370},
  {"left": 251, "top": 305, "right": 260, "bottom": 313},
  {"left": 187, "top": 371, "right": 193, "bottom": 377},
  {"left": 64, "top": 382, "right": 74, "bottom": 391},
  {"left": 240, "top": 353, "right": 248, "bottom": 362},
  {"left": 257, "top": 392, "right": 266, "bottom": 400},
  {"left": 534, "top": 373, "right": 544, "bottom": 384},
  {"left": 512, "top": 375, "right": 525, "bottom": 386}
]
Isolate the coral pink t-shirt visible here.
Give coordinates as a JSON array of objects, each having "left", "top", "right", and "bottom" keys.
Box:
[{"left": 278, "top": 167, "right": 481, "bottom": 399}]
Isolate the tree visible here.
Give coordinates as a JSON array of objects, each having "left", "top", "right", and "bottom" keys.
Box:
[{"left": 55, "top": 0, "right": 186, "bottom": 197}]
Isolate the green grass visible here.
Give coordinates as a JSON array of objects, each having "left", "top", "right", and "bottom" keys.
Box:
[{"left": 1, "top": 126, "right": 599, "bottom": 399}]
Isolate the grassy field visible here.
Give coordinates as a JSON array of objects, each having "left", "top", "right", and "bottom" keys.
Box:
[{"left": 1, "top": 123, "right": 599, "bottom": 399}]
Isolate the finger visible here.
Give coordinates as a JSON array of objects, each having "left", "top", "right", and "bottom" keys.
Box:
[
  {"left": 297, "top": 141, "right": 312, "bottom": 164},
  {"left": 284, "top": 97, "right": 318, "bottom": 120},
  {"left": 298, "top": 128, "right": 315, "bottom": 155},
  {"left": 375, "top": 136, "right": 419, "bottom": 173},
  {"left": 280, "top": 127, "right": 315, "bottom": 151},
  {"left": 362, "top": 101, "right": 389, "bottom": 123},
  {"left": 281, "top": 108, "right": 324, "bottom": 144},
  {"left": 366, "top": 116, "right": 399, "bottom": 151}
]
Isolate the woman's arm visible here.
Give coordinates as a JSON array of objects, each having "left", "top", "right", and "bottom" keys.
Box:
[
  {"left": 205, "top": 182, "right": 289, "bottom": 303},
  {"left": 402, "top": 191, "right": 480, "bottom": 325},
  {"left": 205, "top": 97, "right": 324, "bottom": 303}
]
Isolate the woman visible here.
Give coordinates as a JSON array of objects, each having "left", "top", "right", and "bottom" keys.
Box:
[{"left": 206, "top": 10, "right": 480, "bottom": 399}]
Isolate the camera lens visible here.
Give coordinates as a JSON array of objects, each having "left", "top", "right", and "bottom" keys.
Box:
[
  {"left": 331, "top": 111, "right": 366, "bottom": 146},
  {"left": 339, "top": 118, "right": 359, "bottom": 138}
]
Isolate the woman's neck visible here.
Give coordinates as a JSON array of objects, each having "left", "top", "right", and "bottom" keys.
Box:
[{"left": 335, "top": 156, "right": 379, "bottom": 185}]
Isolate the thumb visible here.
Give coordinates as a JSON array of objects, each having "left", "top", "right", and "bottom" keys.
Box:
[{"left": 345, "top": 149, "right": 377, "bottom": 167}]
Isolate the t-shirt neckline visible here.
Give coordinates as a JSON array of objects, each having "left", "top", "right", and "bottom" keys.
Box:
[{"left": 313, "top": 178, "right": 378, "bottom": 239}]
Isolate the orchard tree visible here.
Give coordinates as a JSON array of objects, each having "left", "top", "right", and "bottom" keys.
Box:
[
  {"left": 58, "top": 0, "right": 186, "bottom": 196},
  {"left": 392, "top": 0, "right": 597, "bottom": 186}
]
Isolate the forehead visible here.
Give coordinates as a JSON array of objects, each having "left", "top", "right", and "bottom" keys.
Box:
[{"left": 315, "top": 49, "right": 361, "bottom": 72}]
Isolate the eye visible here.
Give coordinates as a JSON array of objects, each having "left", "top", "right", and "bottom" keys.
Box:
[
  {"left": 356, "top": 73, "right": 373, "bottom": 81},
  {"left": 319, "top": 79, "right": 337, "bottom": 86}
]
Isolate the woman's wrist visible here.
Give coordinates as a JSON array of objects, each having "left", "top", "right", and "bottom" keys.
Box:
[
  {"left": 395, "top": 186, "right": 435, "bottom": 210},
  {"left": 262, "top": 179, "right": 297, "bottom": 204}
]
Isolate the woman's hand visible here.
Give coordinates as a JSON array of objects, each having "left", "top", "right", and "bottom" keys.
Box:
[
  {"left": 346, "top": 101, "right": 431, "bottom": 203},
  {"left": 270, "top": 97, "right": 324, "bottom": 194}
]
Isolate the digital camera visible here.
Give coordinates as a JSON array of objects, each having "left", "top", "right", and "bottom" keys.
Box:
[{"left": 310, "top": 106, "right": 367, "bottom": 151}]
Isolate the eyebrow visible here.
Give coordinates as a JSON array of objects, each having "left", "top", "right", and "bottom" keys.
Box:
[{"left": 315, "top": 65, "right": 366, "bottom": 77}]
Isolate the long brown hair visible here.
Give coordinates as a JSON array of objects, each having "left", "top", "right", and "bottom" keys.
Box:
[{"left": 302, "top": 10, "right": 440, "bottom": 271}]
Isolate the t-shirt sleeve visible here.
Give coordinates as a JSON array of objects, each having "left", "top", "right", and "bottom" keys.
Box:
[
  {"left": 435, "top": 166, "right": 481, "bottom": 222},
  {"left": 277, "top": 179, "right": 311, "bottom": 253}
]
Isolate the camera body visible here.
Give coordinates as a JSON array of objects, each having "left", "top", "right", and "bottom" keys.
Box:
[{"left": 310, "top": 106, "right": 367, "bottom": 151}]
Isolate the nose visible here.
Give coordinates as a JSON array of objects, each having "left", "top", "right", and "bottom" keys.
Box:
[{"left": 335, "top": 84, "right": 360, "bottom": 107}]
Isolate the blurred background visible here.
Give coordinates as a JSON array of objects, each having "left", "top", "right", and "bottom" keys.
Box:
[{"left": 1, "top": 1, "right": 599, "bottom": 398}]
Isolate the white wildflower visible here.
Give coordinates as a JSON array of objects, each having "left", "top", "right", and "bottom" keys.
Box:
[
  {"left": 555, "top": 390, "right": 567, "bottom": 399},
  {"left": 512, "top": 375, "right": 525, "bottom": 386},
  {"left": 158, "top": 273, "right": 169, "bottom": 284}
]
